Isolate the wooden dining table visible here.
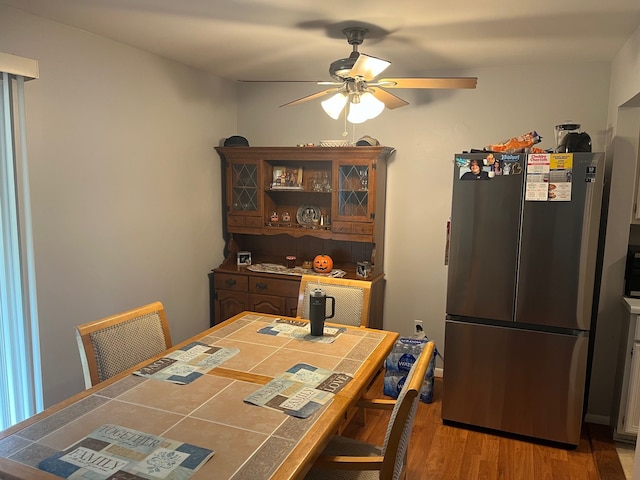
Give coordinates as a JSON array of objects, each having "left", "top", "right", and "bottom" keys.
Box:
[{"left": 0, "top": 311, "right": 398, "bottom": 480}]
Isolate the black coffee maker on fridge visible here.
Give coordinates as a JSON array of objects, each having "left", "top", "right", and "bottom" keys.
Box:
[{"left": 555, "top": 121, "right": 592, "bottom": 153}]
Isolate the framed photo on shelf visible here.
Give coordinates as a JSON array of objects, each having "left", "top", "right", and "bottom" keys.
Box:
[
  {"left": 271, "top": 166, "right": 303, "bottom": 189},
  {"left": 237, "top": 251, "right": 252, "bottom": 266}
]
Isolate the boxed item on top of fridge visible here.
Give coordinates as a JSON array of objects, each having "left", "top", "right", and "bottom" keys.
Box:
[
  {"left": 485, "top": 131, "right": 542, "bottom": 153},
  {"left": 383, "top": 337, "right": 436, "bottom": 404}
]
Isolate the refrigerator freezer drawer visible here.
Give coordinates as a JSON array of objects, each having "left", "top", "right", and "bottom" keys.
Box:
[{"left": 442, "top": 320, "right": 588, "bottom": 446}]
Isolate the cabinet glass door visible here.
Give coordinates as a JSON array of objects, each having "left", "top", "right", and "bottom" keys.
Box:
[
  {"left": 337, "top": 163, "right": 370, "bottom": 220},
  {"left": 230, "top": 161, "right": 259, "bottom": 213}
]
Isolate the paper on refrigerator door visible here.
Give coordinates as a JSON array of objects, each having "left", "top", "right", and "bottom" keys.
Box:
[
  {"left": 548, "top": 153, "right": 573, "bottom": 201},
  {"left": 525, "top": 153, "right": 550, "bottom": 201}
]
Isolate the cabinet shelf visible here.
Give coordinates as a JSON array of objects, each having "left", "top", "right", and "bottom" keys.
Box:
[
  {"left": 265, "top": 222, "right": 331, "bottom": 230},
  {"left": 267, "top": 188, "right": 332, "bottom": 194},
  {"left": 262, "top": 227, "right": 334, "bottom": 239}
]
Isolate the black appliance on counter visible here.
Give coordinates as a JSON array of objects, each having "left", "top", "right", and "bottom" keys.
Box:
[{"left": 625, "top": 245, "right": 640, "bottom": 298}]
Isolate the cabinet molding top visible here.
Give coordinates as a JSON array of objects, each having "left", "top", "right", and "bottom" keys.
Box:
[{"left": 216, "top": 145, "right": 395, "bottom": 158}]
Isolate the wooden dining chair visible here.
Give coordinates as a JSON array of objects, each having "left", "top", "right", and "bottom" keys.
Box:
[
  {"left": 75, "top": 301, "right": 172, "bottom": 388},
  {"left": 297, "top": 275, "right": 372, "bottom": 327},
  {"left": 298, "top": 274, "right": 375, "bottom": 431},
  {"left": 305, "top": 341, "right": 436, "bottom": 480}
]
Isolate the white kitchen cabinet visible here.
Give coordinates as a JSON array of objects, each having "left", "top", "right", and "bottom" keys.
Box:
[
  {"left": 616, "top": 297, "right": 640, "bottom": 441},
  {"left": 621, "top": 110, "right": 640, "bottom": 225}
]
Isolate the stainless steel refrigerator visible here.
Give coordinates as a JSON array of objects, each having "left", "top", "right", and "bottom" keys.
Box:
[{"left": 442, "top": 152, "right": 604, "bottom": 446}]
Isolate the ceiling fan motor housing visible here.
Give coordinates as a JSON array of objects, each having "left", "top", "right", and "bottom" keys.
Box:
[
  {"left": 343, "top": 27, "right": 367, "bottom": 46},
  {"left": 329, "top": 27, "right": 369, "bottom": 80},
  {"left": 329, "top": 53, "right": 359, "bottom": 80}
]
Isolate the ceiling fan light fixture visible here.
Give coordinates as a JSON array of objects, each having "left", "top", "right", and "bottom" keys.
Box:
[
  {"left": 321, "top": 92, "right": 348, "bottom": 119},
  {"left": 346, "top": 92, "right": 385, "bottom": 123},
  {"left": 329, "top": 89, "right": 384, "bottom": 124},
  {"left": 359, "top": 92, "right": 385, "bottom": 119},
  {"left": 346, "top": 101, "right": 368, "bottom": 124},
  {"left": 347, "top": 92, "right": 384, "bottom": 124}
]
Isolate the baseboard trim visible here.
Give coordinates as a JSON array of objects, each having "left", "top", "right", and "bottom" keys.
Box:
[
  {"left": 585, "top": 413, "right": 610, "bottom": 426},
  {"left": 613, "top": 432, "right": 636, "bottom": 445}
]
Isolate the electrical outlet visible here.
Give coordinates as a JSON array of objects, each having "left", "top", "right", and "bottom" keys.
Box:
[{"left": 414, "top": 319, "right": 424, "bottom": 337}]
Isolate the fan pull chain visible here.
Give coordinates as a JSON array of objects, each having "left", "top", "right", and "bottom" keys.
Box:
[
  {"left": 342, "top": 107, "right": 348, "bottom": 137},
  {"left": 339, "top": 103, "right": 357, "bottom": 143}
]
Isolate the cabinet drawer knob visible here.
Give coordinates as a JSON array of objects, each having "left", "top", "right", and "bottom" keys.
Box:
[
  {"left": 256, "top": 282, "right": 267, "bottom": 290},
  {"left": 225, "top": 278, "right": 237, "bottom": 287}
]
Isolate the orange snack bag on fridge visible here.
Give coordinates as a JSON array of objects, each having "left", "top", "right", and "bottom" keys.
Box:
[{"left": 486, "top": 131, "right": 542, "bottom": 153}]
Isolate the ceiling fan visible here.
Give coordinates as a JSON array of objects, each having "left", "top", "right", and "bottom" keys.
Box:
[{"left": 281, "top": 26, "right": 478, "bottom": 123}]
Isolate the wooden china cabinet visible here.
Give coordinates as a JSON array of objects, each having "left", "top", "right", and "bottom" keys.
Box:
[{"left": 209, "top": 145, "right": 395, "bottom": 328}]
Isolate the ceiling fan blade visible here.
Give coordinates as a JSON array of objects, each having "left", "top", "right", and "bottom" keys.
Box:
[
  {"left": 377, "top": 77, "right": 478, "bottom": 89},
  {"left": 240, "top": 80, "right": 320, "bottom": 83},
  {"left": 349, "top": 53, "right": 391, "bottom": 81},
  {"left": 369, "top": 88, "right": 409, "bottom": 110},
  {"left": 280, "top": 88, "right": 340, "bottom": 107}
]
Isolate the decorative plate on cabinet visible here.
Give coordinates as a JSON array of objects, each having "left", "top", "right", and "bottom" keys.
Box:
[{"left": 296, "top": 205, "right": 321, "bottom": 225}]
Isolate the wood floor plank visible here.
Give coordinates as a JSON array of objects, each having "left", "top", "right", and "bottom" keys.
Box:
[
  {"left": 341, "top": 376, "right": 626, "bottom": 480},
  {"left": 587, "top": 423, "right": 627, "bottom": 480},
  {"left": 478, "top": 433, "right": 500, "bottom": 480},
  {"left": 532, "top": 443, "right": 562, "bottom": 479}
]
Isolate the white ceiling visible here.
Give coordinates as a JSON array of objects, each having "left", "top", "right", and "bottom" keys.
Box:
[{"left": 3, "top": 0, "right": 640, "bottom": 82}]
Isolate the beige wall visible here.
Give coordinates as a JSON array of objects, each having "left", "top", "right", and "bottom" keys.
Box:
[{"left": 0, "top": 5, "right": 236, "bottom": 406}]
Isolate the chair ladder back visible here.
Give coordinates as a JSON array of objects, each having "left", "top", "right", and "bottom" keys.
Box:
[
  {"left": 380, "top": 341, "right": 435, "bottom": 480},
  {"left": 296, "top": 275, "right": 372, "bottom": 327}
]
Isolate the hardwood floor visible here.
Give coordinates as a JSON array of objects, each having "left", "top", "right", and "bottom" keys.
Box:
[{"left": 343, "top": 377, "right": 627, "bottom": 480}]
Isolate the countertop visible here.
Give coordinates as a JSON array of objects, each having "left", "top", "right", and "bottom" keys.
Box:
[{"left": 623, "top": 296, "right": 640, "bottom": 314}]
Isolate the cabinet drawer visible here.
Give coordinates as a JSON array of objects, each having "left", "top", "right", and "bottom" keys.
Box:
[
  {"left": 227, "top": 215, "right": 262, "bottom": 228},
  {"left": 249, "top": 277, "right": 300, "bottom": 297},
  {"left": 332, "top": 221, "right": 352, "bottom": 234},
  {"left": 245, "top": 216, "right": 263, "bottom": 227},
  {"left": 332, "top": 222, "right": 373, "bottom": 235},
  {"left": 214, "top": 273, "right": 248, "bottom": 292},
  {"left": 353, "top": 223, "right": 374, "bottom": 235}
]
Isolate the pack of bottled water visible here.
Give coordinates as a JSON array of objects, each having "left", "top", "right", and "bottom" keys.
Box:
[{"left": 383, "top": 337, "right": 436, "bottom": 404}]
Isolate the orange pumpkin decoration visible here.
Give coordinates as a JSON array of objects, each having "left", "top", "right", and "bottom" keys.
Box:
[{"left": 313, "top": 254, "right": 333, "bottom": 273}]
